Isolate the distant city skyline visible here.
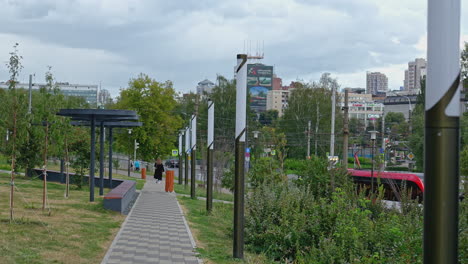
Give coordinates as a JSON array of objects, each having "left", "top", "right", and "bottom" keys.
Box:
[{"left": 1, "top": 1, "right": 468, "bottom": 98}]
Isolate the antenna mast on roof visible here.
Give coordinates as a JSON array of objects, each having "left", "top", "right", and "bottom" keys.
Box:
[{"left": 246, "top": 40, "right": 264, "bottom": 61}]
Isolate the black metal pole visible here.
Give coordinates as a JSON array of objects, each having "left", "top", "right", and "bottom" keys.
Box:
[
  {"left": 233, "top": 53, "right": 247, "bottom": 259},
  {"left": 99, "top": 122, "right": 104, "bottom": 196},
  {"left": 191, "top": 149, "right": 196, "bottom": 199},
  {"left": 185, "top": 152, "right": 189, "bottom": 187},
  {"left": 233, "top": 136, "right": 245, "bottom": 258},
  {"left": 109, "top": 127, "right": 113, "bottom": 188},
  {"left": 179, "top": 153, "right": 183, "bottom": 185},
  {"left": 207, "top": 145, "right": 213, "bottom": 212},
  {"left": 90, "top": 115, "right": 96, "bottom": 202},
  {"left": 425, "top": 2, "right": 460, "bottom": 263}
]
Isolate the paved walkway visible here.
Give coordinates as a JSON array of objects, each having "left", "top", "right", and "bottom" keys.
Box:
[{"left": 102, "top": 179, "right": 200, "bottom": 264}]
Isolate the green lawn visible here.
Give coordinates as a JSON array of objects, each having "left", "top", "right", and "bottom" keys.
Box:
[
  {"left": 0, "top": 172, "right": 125, "bottom": 263},
  {"left": 174, "top": 183, "right": 233, "bottom": 202},
  {"left": 178, "top": 197, "right": 269, "bottom": 264}
]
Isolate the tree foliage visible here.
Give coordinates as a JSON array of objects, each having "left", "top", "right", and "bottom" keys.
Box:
[
  {"left": 113, "top": 73, "right": 182, "bottom": 161},
  {"left": 280, "top": 73, "right": 343, "bottom": 159}
]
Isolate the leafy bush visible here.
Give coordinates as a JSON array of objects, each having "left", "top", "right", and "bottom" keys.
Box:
[
  {"left": 245, "top": 157, "right": 426, "bottom": 263},
  {"left": 221, "top": 164, "right": 234, "bottom": 192},
  {"left": 248, "top": 157, "right": 285, "bottom": 188},
  {"left": 385, "top": 166, "right": 409, "bottom": 172},
  {"left": 284, "top": 158, "right": 308, "bottom": 174}
]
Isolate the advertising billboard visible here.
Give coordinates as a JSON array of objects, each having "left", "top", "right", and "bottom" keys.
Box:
[{"left": 247, "top": 64, "right": 273, "bottom": 113}]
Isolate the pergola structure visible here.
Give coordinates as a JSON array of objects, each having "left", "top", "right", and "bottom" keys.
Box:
[
  {"left": 70, "top": 121, "right": 143, "bottom": 193},
  {"left": 57, "top": 109, "right": 139, "bottom": 202}
]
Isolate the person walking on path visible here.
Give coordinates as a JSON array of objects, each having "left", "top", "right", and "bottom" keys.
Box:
[
  {"left": 154, "top": 158, "right": 164, "bottom": 183},
  {"left": 134, "top": 160, "right": 140, "bottom": 172}
]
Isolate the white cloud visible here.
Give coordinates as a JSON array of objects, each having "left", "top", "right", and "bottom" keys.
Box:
[{"left": 0, "top": 0, "right": 467, "bottom": 97}]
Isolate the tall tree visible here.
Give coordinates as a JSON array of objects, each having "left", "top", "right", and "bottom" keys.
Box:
[
  {"left": 279, "top": 74, "right": 343, "bottom": 159},
  {"left": 113, "top": 73, "right": 182, "bottom": 161}
]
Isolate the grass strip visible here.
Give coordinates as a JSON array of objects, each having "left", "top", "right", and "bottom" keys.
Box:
[
  {"left": 174, "top": 183, "right": 233, "bottom": 201},
  {"left": 177, "top": 196, "right": 270, "bottom": 264}
]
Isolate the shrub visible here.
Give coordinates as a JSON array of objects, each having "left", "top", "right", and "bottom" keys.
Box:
[
  {"left": 245, "top": 157, "right": 425, "bottom": 263},
  {"left": 248, "top": 157, "right": 285, "bottom": 188},
  {"left": 385, "top": 166, "right": 409, "bottom": 172}
]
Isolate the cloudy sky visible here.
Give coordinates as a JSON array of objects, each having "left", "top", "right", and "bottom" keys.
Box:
[{"left": 1, "top": 0, "right": 468, "bottom": 97}]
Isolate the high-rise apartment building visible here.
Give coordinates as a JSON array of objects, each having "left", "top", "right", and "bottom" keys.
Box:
[
  {"left": 366, "top": 72, "right": 388, "bottom": 95},
  {"left": 404, "top": 58, "right": 426, "bottom": 93}
]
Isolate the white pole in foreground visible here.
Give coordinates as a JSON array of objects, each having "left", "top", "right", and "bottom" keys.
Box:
[
  {"left": 234, "top": 54, "right": 247, "bottom": 259},
  {"left": 425, "top": 0, "right": 460, "bottom": 263},
  {"left": 190, "top": 115, "right": 197, "bottom": 199},
  {"left": 207, "top": 100, "right": 215, "bottom": 212},
  {"left": 178, "top": 132, "right": 183, "bottom": 184},
  {"left": 185, "top": 126, "right": 190, "bottom": 186}
]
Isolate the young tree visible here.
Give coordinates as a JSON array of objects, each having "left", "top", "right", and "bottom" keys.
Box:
[{"left": 4, "top": 43, "right": 25, "bottom": 222}]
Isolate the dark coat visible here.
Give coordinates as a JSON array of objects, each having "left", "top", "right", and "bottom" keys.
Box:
[{"left": 154, "top": 163, "right": 165, "bottom": 180}]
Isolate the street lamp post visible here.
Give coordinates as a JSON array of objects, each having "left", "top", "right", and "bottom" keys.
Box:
[
  {"left": 369, "top": 131, "right": 378, "bottom": 194},
  {"left": 253, "top": 131, "right": 260, "bottom": 160},
  {"left": 403, "top": 96, "right": 413, "bottom": 133},
  {"left": 127, "top": 129, "right": 132, "bottom": 177}
]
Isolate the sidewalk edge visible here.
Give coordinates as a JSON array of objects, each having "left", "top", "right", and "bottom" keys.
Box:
[{"left": 100, "top": 182, "right": 145, "bottom": 264}]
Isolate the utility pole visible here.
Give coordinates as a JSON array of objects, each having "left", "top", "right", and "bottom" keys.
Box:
[
  {"left": 133, "top": 139, "right": 138, "bottom": 163},
  {"left": 315, "top": 104, "right": 319, "bottom": 156},
  {"left": 207, "top": 99, "right": 214, "bottom": 212},
  {"left": 381, "top": 114, "right": 386, "bottom": 170},
  {"left": 425, "top": 1, "right": 460, "bottom": 263},
  {"left": 190, "top": 115, "right": 197, "bottom": 199},
  {"left": 233, "top": 54, "right": 247, "bottom": 259},
  {"left": 342, "top": 90, "right": 349, "bottom": 169},
  {"left": 330, "top": 83, "right": 336, "bottom": 190},
  {"left": 307, "top": 121, "right": 311, "bottom": 159},
  {"left": 330, "top": 84, "right": 336, "bottom": 157},
  {"left": 28, "top": 74, "right": 32, "bottom": 114}
]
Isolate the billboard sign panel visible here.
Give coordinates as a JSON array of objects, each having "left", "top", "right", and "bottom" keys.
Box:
[{"left": 247, "top": 64, "right": 273, "bottom": 113}]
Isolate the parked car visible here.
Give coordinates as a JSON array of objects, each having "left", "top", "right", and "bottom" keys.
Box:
[{"left": 165, "top": 159, "right": 179, "bottom": 168}]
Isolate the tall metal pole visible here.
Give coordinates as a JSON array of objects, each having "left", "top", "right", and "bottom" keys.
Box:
[
  {"left": 99, "top": 122, "right": 105, "bottom": 196},
  {"left": 28, "top": 74, "right": 32, "bottom": 114},
  {"left": 185, "top": 126, "right": 190, "bottom": 187},
  {"left": 342, "top": 90, "right": 349, "bottom": 169},
  {"left": 330, "top": 84, "right": 336, "bottom": 157},
  {"left": 191, "top": 115, "right": 197, "bottom": 199},
  {"left": 109, "top": 128, "right": 113, "bottom": 188},
  {"left": 371, "top": 138, "right": 375, "bottom": 194},
  {"left": 315, "top": 104, "right": 319, "bottom": 156},
  {"left": 207, "top": 100, "right": 214, "bottom": 212},
  {"left": 307, "top": 121, "right": 311, "bottom": 159},
  {"left": 234, "top": 54, "right": 247, "bottom": 259},
  {"left": 381, "top": 114, "right": 386, "bottom": 169},
  {"left": 133, "top": 139, "right": 137, "bottom": 163},
  {"left": 90, "top": 115, "right": 96, "bottom": 202},
  {"left": 425, "top": 1, "right": 460, "bottom": 263},
  {"left": 330, "top": 84, "right": 336, "bottom": 190},
  {"left": 178, "top": 131, "right": 183, "bottom": 185}
]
